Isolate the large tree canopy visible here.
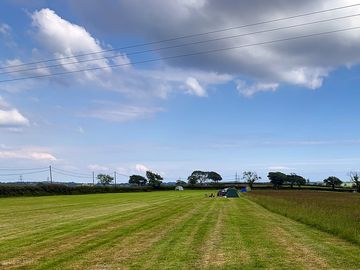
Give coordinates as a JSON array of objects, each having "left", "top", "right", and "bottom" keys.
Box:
[
  {"left": 146, "top": 171, "right": 163, "bottom": 188},
  {"left": 129, "top": 175, "right": 147, "bottom": 186},
  {"left": 268, "top": 172, "right": 287, "bottom": 188},
  {"left": 207, "top": 171, "right": 222, "bottom": 183},
  {"left": 187, "top": 170, "right": 222, "bottom": 185},
  {"left": 323, "top": 176, "right": 342, "bottom": 190},
  {"left": 286, "top": 173, "right": 306, "bottom": 188}
]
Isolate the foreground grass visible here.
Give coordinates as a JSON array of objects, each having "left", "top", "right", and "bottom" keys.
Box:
[
  {"left": 0, "top": 191, "right": 359, "bottom": 269},
  {"left": 247, "top": 190, "right": 360, "bottom": 245}
]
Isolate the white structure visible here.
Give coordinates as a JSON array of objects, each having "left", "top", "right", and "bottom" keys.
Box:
[{"left": 175, "top": 186, "right": 184, "bottom": 191}]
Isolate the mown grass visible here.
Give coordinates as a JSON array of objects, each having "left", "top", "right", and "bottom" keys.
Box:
[
  {"left": 0, "top": 191, "right": 359, "bottom": 269},
  {"left": 247, "top": 190, "right": 360, "bottom": 245}
]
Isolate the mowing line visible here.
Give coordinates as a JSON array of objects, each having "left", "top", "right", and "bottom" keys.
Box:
[
  {"left": 0, "top": 195, "right": 192, "bottom": 269},
  {"left": 130, "top": 197, "right": 218, "bottom": 269},
  {"left": 72, "top": 199, "right": 209, "bottom": 269},
  {"left": 32, "top": 198, "right": 199, "bottom": 269}
]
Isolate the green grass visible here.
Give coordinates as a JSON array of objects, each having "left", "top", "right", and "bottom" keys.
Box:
[
  {"left": 247, "top": 190, "right": 360, "bottom": 245},
  {"left": 0, "top": 191, "right": 359, "bottom": 269}
]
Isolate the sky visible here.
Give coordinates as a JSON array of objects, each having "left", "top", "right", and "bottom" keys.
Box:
[{"left": 1, "top": 0, "right": 360, "bottom": 183}]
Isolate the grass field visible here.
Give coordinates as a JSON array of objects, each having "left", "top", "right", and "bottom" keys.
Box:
[
  {"left": 0, "top": 191, "right": 360, "bottom": 269},
  {"left": 247, "top": 190, "right": 360, "bottom": 245}
]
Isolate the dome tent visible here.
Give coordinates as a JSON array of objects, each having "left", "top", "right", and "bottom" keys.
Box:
[
  {"left": 175, "top": 186, "right": 184, "bottom": 191},
  {"left": 218, "top": 188, "right": 239, "bottom": 198},
  {"left": 226, "top": 188, "right": 239, "bottom": 197}
]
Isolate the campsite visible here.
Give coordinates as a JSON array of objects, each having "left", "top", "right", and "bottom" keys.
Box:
[
  {"left": 2, "top": 1, "right": 360, "bottom": 269},
  {"left": 0, "top": 190, "right": 359, "bottom": 269}
]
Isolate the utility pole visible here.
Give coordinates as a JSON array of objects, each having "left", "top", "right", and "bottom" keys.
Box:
[
  {"left": 19, "top": 175, "right": 23, "bottom": 183},
  {"left": 92, "top": 171, "right": 95, "bottom": 186},
  {"left": 49, "top": 165, "right": 53, "bottom": 184},
  {"left": 235, "top": 172, "right": 238, "bottom": 183},
  {"left": 114, "top": 171, "right": 117, "bottom": 187}
]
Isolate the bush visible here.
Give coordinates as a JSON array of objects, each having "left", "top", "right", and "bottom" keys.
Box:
[{"left": 0, "top": 184, "right": 155, "bottom": 197}]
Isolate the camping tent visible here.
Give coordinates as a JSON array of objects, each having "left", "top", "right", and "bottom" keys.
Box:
[
  {"left": 217, "top": 188, "right": 239, "bottom": 198},
  {"left": 175, "top": 186, "right": 184, "bottom": 191},
  {"left": 226, "top": 188, "right": 239, "bottom": 198}
]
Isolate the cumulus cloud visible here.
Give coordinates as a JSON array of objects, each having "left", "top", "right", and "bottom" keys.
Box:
[
  {"left": 2, "top": 8, "right": 231, "bottom": 102},
  {"left": 135, "top": 164, "right": 149, "bottom": 173},
  {"left": 0, "top": 146, "right": 56, "bottom": 161},
  {"left": 185, "top": 77, "right": 207, "bottom": 97},
  {"left": 0, "top": 97, "right": 29, "bottom": 127},
  {"left": 236, "top": 80, "right": 279, "bottom": 97},
  {"left": 69, "top": 0, "right": 360, "bottom": 91},
  {"left": 30, "top": 8, "right": 129, "bottom": 82},
  {"left": 2, "top": 58, "right": 51, "bottom": 77}
]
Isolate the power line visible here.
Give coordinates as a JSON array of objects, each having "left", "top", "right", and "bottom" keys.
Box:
[
  {"left": 114, "top": 171, "right": 130, "bottom": 177},
  {"left": 52, "top": 167, "right": 91, "bottom": 177},
  {"left": 0, "top": 169, "right": 49, "bottom": 176},
  {"left": 2, "top": 12, "right": 360, "bottom": 76},
  {"left": 1, "top": 2, "right": 359, "bottom": 71},
  {"left": 0, "top": 167, "right": 48, "bottom": 171},
  {"left": 1, "top": 25, "right": 359, "bottom": 83},
  {"left": 51, "top": 170, "right": 91, "bottom": 179}
]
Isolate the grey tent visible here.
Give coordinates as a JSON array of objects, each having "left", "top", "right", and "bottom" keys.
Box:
[{"left": 175, "top": 186, "right": 184, "bottom": 191}]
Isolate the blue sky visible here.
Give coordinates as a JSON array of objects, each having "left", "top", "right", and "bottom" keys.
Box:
[{"left": 1, "top": 0, "right": 360, "bottom": 183}]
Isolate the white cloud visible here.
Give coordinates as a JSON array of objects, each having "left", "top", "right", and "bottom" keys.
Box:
[
  {"left": 0, "top": 109, "right": 29, "bottom": 127},
  {"left": 88, "top": 164, "right": 109, "bottom": 171},
  {"left": 30, "top": 8, "right": 129, "bottom": 82},
  {"left": 185, "top": 77, "right": 207, "bottom": 97},
  {"left": 0, "top": 147, "right": 56, "bottom": 161},
  {"left": 3, "top": 58, "right": 51, "bottom": 77},
  {"left": 89, "top": 105, "right": 164, "bottom": 122},
  {"left": 135, "top": 164, "right": 149, "bottom": 173},
  {"left": 69, "top": 0, "right": 360, "bottom": 92},
  {"left": 0, "top": 97, "right": 29, "bottom": 127},
  {"left": 78, "top": 126, "right": 85, "bottom": 133},
  {"left": 3, "top": 8, "right": 233, "bottom": 101},
  {"left": 236, "top": 80, "right": 279, "bottom": 97}
]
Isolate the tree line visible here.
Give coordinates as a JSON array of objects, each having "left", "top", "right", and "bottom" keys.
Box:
[
  {"left": 267, "top": 171, "right": 360, "bottom": 191},
  {"left": 96, "top": 169, "right": 360, "bottom": 192}
]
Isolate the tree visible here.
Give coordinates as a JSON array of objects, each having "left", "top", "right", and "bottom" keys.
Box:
[
  {"left": 268, "top": 172, "right": 287, "bottom": 189},
  {"left": 129, "top": 175, "right": 147, "bottom": 186},
  {"left": 323, "top": 176, "right": 342, "bottom": 190},
  {"left": 285, "top": 173, "right": 297, "bottom": 188},
  {"left": 349, "top": 172, "right": 360, "bottom": 192},
  {"left": 286, "top": 173, "right": 306, "bottom": 188},
  {"left": 97, "top": 174, "right": 113, "bottom": 186},
  {"left": 189, "top": 170, "right": 208, "bottom": 185},
  {"left": 242, "top": 171, "right": 261, "bottom": 189},
  {"left": 207, "top": 171, "right": 222, "bottom": 183},
  {"left": 146, "top": 171, "right": 163, "bottom": 188},
  {"left": 176, "top": 179, "right": 187, "bottom": 186},
  {"left": 187, "top": 175, "right": 198, "bottom": 185},
  {"left": 295, "top": 174, "right": 306, "bottom": 187}
]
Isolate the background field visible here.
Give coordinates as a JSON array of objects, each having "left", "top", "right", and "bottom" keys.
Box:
[
  {"left": 247, "top": 190, "right": 360, "bottom": 245},
  {"left": 0, "top": 191, "right": 359, "bottom": 269}
]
